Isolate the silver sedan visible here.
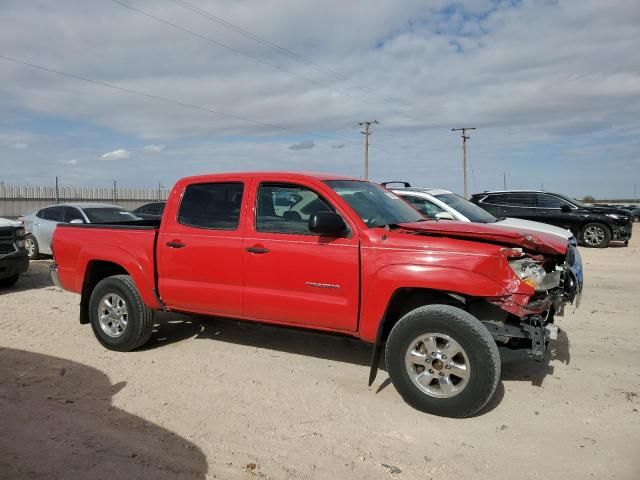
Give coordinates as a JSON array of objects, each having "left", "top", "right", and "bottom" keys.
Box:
[{"left": 20, "top": 203, "right": 140, "bottom": 259}]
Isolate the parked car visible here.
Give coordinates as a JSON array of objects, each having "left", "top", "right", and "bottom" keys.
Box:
[
  {"left": 470, "top": 190, "right": 633, "bottom": 248},
  {"left": 382, "top": 182, "right": 573, "bottom": 239},
  {"left": 132, "top": 202, "right": 166, "bottom": 220},
  {"left": 51, "top": 172, "right": 582, "bottom": 418},
  {"left": 0, "top": 217, "right": 29, "bottom": 288},
  {"left": 20, "top": 203, "right": 141, "bottom": 259}
]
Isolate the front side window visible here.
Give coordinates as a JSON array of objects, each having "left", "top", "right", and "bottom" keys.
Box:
[
  {"left": 536, "top": 194, "right": 564, "bottom": 209},
  {"left": 326, "top": 180, "right": 424, "bottom": 227},
  {"left": 402, "top": 195, "right": 443, "bottom": 218},
  {"left": 256, "top": 183, "right": 333, "bottom": 235},
  {"left": 178, "top": 182, "right": 244, "bottom": 230},
  {"left": 62, "top": 207, "right": 85, "bottom": 223},
  {"left": 505, "top": 193, "right": 537, "bottom": 207}
]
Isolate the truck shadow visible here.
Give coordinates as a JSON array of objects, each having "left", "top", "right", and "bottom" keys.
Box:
[
  {"left": 147, "top": 313, "right": 571, "bottom": 391},
  {"left": 147, "top": 313, "right": 374, "bottom": 368},
  {"left": 0, "top": 347, "right": 208, "bottom": 479}
]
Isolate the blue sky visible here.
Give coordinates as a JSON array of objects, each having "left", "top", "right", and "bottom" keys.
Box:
[{"left": 1, "top": 0, "right": 639, "bottom": 198}]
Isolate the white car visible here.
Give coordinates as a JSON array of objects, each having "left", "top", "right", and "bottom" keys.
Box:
[
  {"left": 383, "top": 183, "right": 573, "bottom": 240},
  {"left": 20, "top": 203, "right": 141, "bottom": 259}
]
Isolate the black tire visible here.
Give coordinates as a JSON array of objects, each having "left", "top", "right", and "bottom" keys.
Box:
[
  {"left": 385, "top": 304, "right": 500, "bottom": 418},
  {"left": 88, "top": 275, "right": 154, "bottom": 351},
  {"left": 25, "top": 234, "right": 40, "bottom": 260},
  {"left": 0, "top": 274, "right": 20, "bottom": 289},
  {"left": 580, "top": 222, "right": 611, "bottom": 248}
]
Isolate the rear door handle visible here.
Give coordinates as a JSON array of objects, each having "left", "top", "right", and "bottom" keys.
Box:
[
  {"left": 166, "top": 240, "right": 185, "bottom": 249},
  {"left": 246, "top": 246, "right": 269, "bottom": 254}
]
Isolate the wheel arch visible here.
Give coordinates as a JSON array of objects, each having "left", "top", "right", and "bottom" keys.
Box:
[{"left": 79, "top": 260, "right": 130, "bottom": 324}]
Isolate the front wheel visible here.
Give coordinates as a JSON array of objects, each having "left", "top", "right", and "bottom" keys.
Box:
[
  {"left": 385, "top": 304, "right": 500, "bottom": 418},
  {"left": 25, "top": 234, "right": 40, "bottom": 260},
  {"left": 88, "top": 275, "right": 154, "bottom": 351},
  {"left": 580, "top": 222, "right": 611, "bottom": 248}
]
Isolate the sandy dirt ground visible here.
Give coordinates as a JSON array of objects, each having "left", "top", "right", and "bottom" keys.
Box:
[{"left": 1, "top": 228, "right": 639, "bottom": 479}]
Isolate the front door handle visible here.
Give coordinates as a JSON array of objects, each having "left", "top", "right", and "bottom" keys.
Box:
[
  {"left": 166, "top": 240, "right": 185, "bottom": 249},
  {"left": 246, "top": 246, "right": 269, "bottom": 254}
]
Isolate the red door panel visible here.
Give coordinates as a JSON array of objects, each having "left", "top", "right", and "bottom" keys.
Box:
[
  {"left": 157, "top": 180, "right": 245, "bottom": 317},
  {"left": 242, "top": 180, "right": 360, "bottom": 331}
]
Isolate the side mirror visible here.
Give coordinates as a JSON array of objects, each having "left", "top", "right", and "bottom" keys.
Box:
[
  {"left": 308, "top": 212, "right": 347, "bottom": 236},
  {"left": 435, "top": 211, "right": 455, "bottom": 220},
  {"left": 69, "top": 219, "right": 84, "bottom": 224},
  {"left": 560, "top": 204, "right": 572, "bottom": 213}
]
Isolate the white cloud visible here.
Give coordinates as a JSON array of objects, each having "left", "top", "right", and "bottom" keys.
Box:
[
  {"left": 143, "top": 144, "right": 165, "bottom": 153},
  {"left": 58, "top": 158, "right": 78, "bottom": 165},
  {"left": 0, "top": 0, "right": 638, "bottom": 197},
  {"left": 11, "top": 142, "right": 28, "bottom": 149},
  {"left": 101, "top": 149, "right": 131, "bottom": 161}
]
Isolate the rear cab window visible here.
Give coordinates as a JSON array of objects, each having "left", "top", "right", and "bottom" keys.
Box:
[{"left": 178, "top": 182, "right": 244, "bottom": 230}]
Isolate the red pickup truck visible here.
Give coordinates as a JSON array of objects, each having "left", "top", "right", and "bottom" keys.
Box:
[{"left": 51, "top": 172, "right": 581, "bottom": 417}]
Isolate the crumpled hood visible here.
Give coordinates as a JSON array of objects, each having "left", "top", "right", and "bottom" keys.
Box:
[
  {"left": 395, "top": 221, "right": 568, "bottom": 255},
  {"left": 0, "top": 217, "right": 20, "bottom": 228}
]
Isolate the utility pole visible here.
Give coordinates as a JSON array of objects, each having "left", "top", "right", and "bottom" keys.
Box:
[
  {"left": 503, "top": 172, "right": 507, "bottom": 190},
  {"left": 359, "top": 120, "right": 378, "bottom": 180},
  {"left": 452, "top": 127, "right": 476, "bottom": 198}
]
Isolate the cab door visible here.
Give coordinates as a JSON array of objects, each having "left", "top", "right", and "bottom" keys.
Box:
[
  {"left": 242, "top": 180, "right": 360, "bottom": 331},
  {"left": 157, "top": 180, "right": 246, "bottom": 317}
]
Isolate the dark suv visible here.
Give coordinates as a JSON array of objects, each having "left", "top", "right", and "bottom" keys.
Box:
[
  {"left": 0, "top": 220, "right": 29, "bottom": 288},
  {"left": 470, "top": 191, "right": 633, "bottom": 248}
]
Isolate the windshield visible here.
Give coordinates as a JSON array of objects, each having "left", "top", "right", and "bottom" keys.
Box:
[
  {"left": 82, "top": 208, "right": 141, "bottom": 223},
  {"left": 325, "top": 180, "right": 424, "bottom": 227},
  {"left": 433, "top": 193, "right": 497, "bottom": 223}
]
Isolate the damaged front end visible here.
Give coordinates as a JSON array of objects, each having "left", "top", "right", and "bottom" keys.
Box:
[{"left": 479, "top": 242, "right": 583, "bottom": 361}]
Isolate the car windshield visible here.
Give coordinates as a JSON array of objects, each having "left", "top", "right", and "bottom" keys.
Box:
[
  {"left": 433, "top": 193, "right": 498, "bottom": 223},
  {"left": 325, "top": 180, "right": 425, "bottom": 227},
  {"left": 82, "top": 208, "right": 141, "bottom": 223}
]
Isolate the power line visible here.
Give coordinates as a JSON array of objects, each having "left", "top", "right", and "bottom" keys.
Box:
[
  {"left": 167, "top": 0, "right": 420, "bottom": 112},
  {"left": 0, "top": 54, "right": 358, "bottom": 143},
  {"left": 108, "top": 0, "right": 392, "bottom": 113}
]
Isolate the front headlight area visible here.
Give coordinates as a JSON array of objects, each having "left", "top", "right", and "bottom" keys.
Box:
[
  {"left": 508, "top": 258, "right": 562, "bottom": 292},
  {"left": 15, "top": 227, "right": 26, "bottom": 248},
  {"left": 509, "top": 258, "right": 547, "bottom": 290}
]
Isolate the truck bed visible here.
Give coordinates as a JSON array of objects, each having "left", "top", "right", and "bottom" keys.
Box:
[{"left": 53, "top": 222, "right": 161, "bottom": 309}]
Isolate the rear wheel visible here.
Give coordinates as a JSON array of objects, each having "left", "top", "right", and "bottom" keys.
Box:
[
  {"left": 581, "top": 222, "right": 611, "bottom": 248},
  {"left": 385, "top": 304, "right": 500, "bottom": 418},
  {"left": 88, "top": 275, "right": 154, "bottom": 351},
  {"left": 25, "top": 234, "right": 40, "bottom": 260},
  {"left": 0, "top": 275, "right": 19, "bottom": 288}
]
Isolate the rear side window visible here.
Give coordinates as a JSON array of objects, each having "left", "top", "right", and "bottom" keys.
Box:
[
  {"left": 481, "top": 194, "right": 507, "bottom": 206},
  {"left": 42, "top": 207, "right": 64, "bottom": 222},
  {"left": 256, "top": 183, "right": 334, "bottom": 235},
  {"left": 178, "top": 183, "right": 244, "bottom": 230},
  {"left": 505, "top": 193, "right": 537, "bottom": 207}
]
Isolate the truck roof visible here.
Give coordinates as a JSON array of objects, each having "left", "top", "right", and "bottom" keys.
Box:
[{"left": 179, "top": 171, "right": 358, "bottom": 183}]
